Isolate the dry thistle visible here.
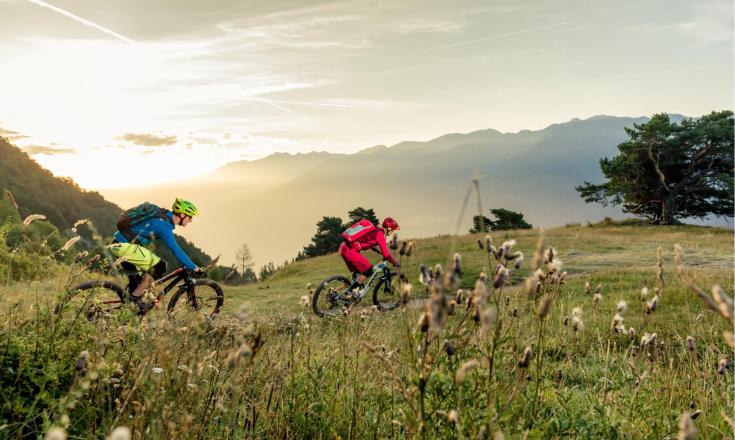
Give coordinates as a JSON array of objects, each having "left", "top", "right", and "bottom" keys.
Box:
[
  {"left": 686, "top": 336, "right": 695, "bottom": 353},
  {"left": 235, "top": 304, "right": 249, "bottom": 323},
  {"left": 492, "top": 267, "right": 510, "bottom": 289},
  {"left": 389, "top": 234, "right": 398, "bottom": 250},
  {"left": 501, "top": 239, "right": 516, "bottom": 257},
  {"left": 611, "top": 313, "right": 624, "bottom": 331},
  {"left": 547, "top": 259, "right": 563, "bottom": 274},
  {"left": 485, "top": 234, "right": 492, "bottom": 251},
  {"left": 76, "top": 350, "right": 89, "bottom": 374},
  {"left": 399, "top": 241, "right": 408, "bottom": 256},
  {"left": 419, "top": 265, "right": 430, "bottom": 286},
  {"left": 45, "top": 427, "right": 67, "bottom": 440},
  {"left": 593, "top": 292, "right": 602, "bottom": 306},
  {"left": 677, "top": 412, "right": 697, "bottom": 440},
  {"left": 531, "top": 234, "right": 545, "bottom": 269},
  {"left": 718, "top": 358, "right": 730, "bottom": 374},
  {"left": 448, "top": 300, "right": 456, "bottom": 316},
  {"left": 406, "top": 241, "right": 415, "bottom": 257},
  {"left": 572, "top": 315, "right": 583, "bottom": 332},
  {"left": 455, "top": 289, "right": 465, "bottom": 304},
  {"left": 595, "top": 284, "right": 602, "bottom": 295},
  {"left": 645, "top": 295, "right": 660, "bottom": 314},
  {"left": 456, "top": 359, "right": 479, "bottom": 383},
  {"left": 711, "top": 285, "right": 734, "bottom": 321},
  {"left": 674, "top": 243, "right": 683, "bottom": 274},
  {"left": 447, "top": 410, "right": 459, "bottom": 424},
  {"left": 477, "top": 239, "right": 484, "bottom": 250},
  {"left": 584, "top": 281, "right": 591, "bottom": 295},
  {"left": 299, "top": 295, "right": 310, "bottom": 307},
  {"left": 617, "top": 300, "right": 628, "bottom": 313},
  {"left": 537, "top": 294, "right": 554, "bottom": 319},
  {"left": 640, "top": 332, "right": 657, "bottom": 347},
  {"left": 22, "top": 214, "right": 46, "bottom": 226},
  {"left": 107, "top": 426, "right": 132, "bottom": 440},
  {"left": 518, "top": 347, "right": 533, "bottom": 368},
  {"left": 400, "top": 283, "right": 413, "bottom": 304},
  {"left": 543, "top": 247, "right": 556, "bottom": 264},
  {"left": 452, "top": 253, "right": 462, "bottom": 274},
  {"left": 640, "top": 287, "right": 649, "bottom": 301},
  {"left": 512, "top": 252, "right": 524, "bottom": 269},
  {"left": 418, "top": 312, "right": 429, "bottom": 333},
  {"left": 481, "top": 306, "right": 497, "bottom": 328}
]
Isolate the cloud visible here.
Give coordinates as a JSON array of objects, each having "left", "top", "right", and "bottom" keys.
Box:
[
  {"left": 22, "top": 144, "right": 76, "bottom": 155},
  {"left": 394, "top": 19, "right": 464, "bottom": 34},
  {"left": 119, "top": 133, "right": 178, "bottom": 147},
  {"left": 0, "top": 126, "right": 28, "bottom": 141}
]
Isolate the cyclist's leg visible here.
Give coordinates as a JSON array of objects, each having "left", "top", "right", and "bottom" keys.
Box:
[
  {"left": 108, "top": 243, "right": 163, "bottom": 298},
  {"left": 339, "top": 243, "right": 372, "bottom": 285}
]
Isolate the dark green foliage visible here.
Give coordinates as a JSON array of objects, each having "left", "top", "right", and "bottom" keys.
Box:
[
  {"left": 301, "top": 216, "right": 346, "bottom": 258},
  {"left": 259, "top": 262, "right": 277, "bottom": 280},
  {"left": 469, "top": 215, "right": 492, "bottom": 233},
  {"left": 347, "top": 207, "right": 379, "bottom": 226},
  {"left": 576, "top": 111, "right": 734, "bottom": 224},
  {"left": 470, "top": 209, "right": 532, "bottom": 232},
  {"left": 0, "top": 138, "right": 120, "bottom": 236}
]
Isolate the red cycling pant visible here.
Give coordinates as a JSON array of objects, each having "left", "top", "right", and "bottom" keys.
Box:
[{"left": 339, "top": 242, "right": 372, "bottom": 274}]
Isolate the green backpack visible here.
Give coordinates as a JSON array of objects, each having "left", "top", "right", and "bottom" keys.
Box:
[{"left": 117, "top": 202, "right": 170, "bottom": 243}]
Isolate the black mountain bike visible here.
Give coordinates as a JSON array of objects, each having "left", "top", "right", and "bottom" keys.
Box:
[
  {"left": 311, "top": 261, "right": 401, "bottom": 317},
  {"left": 58, "top": 265, "right": 224, "bottom": 320}
]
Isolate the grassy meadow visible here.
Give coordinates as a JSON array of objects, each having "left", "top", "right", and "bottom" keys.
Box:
[{"left": 1, "top": 224, "right": 733, "bottom": 439}]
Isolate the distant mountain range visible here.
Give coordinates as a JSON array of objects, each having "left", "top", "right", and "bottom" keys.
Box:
[{"left": 100, "top": 115, "right": 692, "bottom": 268}]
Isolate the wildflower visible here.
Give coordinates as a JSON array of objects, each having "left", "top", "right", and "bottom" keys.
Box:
[
  {"left": 76, "top": 351, "right": 89, "bottom": 374},
  {"left": 543, "top": 247, "right": 555, "bottom": 264},
  {"left": 399, "top": 241, "right": 408, "bottom": 256},
  {"left": 572, "top": 315, "right": 583, "bottom": 332},
  {"left": 518, "top": 347, "right": 533, "bottom": 368},
  {"left": 537, "top": 294, "right": 553, "bottom": 319},
  {"left": 640, "top": 333, "right": 657, "bottom": 347},
  {"left": 572, "top": 307, "right": 583, "bottom": 317},
  {"left": 452, "top": 253, "right": 461, "bottom": 274},
  {"left": 677, "top": 412, "right": 696, "bottom": 440},
  {"left": 152, "top": 367, "right": 163, "bottom": 374},
  {"left": 60, "top": 236, "right": 81, "bottom": 252},
  {"left": 400, "top": 283, "right": 413, "bottom": 304},
  {"left": 674, "top": 244, "right": 683, "bottom": 274},
  {"left": 433, "top": 264, "right": 443, "bottom": 280},
  {"left": 628, "top": 327, "right": 636, "bottom": 339},
  {"left": 595, "top": 284, "right": 602, "bottom": 295},
  {"left": 493, "top": 267, "right": 510, "bottom": 289},
  {"left": 611, "top": 314, "right": 624, "bottom": 331},
  {"left": 235, "top": 304, "right": 249, "bottom": 322},
  {"left": 484, "top": 235, "right": 492, "bottom": 251},
  {"left": 22, "top": 214, "right": 46, "bottom": 226},
  {"left": 640, "top": 287, "right": 649, "bottom": 300},
  {"left": 406, "top": 241, "right": 415, "bottom": 257},
  {"left": 686, "top": 336, "right": 695, "bottom": 353},
  {"left": 108, "top": 426, "right": 132, "bottom": 440},
  {"left": 584, "top": 281, "right": 591, "bottom": 295},
  {"left": 477, "top": 239, "right": 484, "bottom": 250},
  {"left": 500, "top": 239, "right": 516, "bottom": 257},
  {"left": 594, "top": 292, "right": 602, "bottom": 306},
  {"left": 455, "top": 359, "right": 479, "bottom": 383},
  {"left": 617, "top": 300, "right": 627, "bottom": 313},
  {"left": 447, "top": 410, "right": 459, "bottom": 424},
  {"left": 718, "top": 358, "right": 730, "bottom": 374},
  {"left": 645, "top": 295, "right": 659, "bottom": 314},
  {"left": 548, "top": 259, "right": 563, "bottom": 274},
  {"left": 45, "top": 427, "right": 67, "bottom": 440},
  {"left": 418, "top": 313, "right": 429, "bottom": 333},
  {"left": 419, "top": 265, "right": 430, "bottom": 286}
]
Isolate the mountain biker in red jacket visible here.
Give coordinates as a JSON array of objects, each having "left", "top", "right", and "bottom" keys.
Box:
[{"left": 339, "top": 217, "right": 400, "bottom": 286}]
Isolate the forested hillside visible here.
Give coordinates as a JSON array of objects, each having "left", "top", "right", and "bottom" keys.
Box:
[{"left": 0, "top": 137, "right": 212, "bottom": 268}]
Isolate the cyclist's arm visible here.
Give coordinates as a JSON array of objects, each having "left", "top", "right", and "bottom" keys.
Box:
[
  {"left": 375, "top": 232, "right": 398, "bottom": 265},
  {"left": 157, "top": 223, "right": 197, "bottom": 270}
]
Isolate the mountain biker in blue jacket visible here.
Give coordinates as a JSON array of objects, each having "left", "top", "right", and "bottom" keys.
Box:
[{"left": 109, "top": 198, "right": 200, "bottom": 303}]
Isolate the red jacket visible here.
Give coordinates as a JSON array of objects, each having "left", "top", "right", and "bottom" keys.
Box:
[{"left": 348, "top": 227, "right": 398, "bottom": 265}]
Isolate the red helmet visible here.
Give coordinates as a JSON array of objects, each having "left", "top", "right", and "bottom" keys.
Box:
[{"left": 382, "top": 217, "right": 400, "bottom": 231}]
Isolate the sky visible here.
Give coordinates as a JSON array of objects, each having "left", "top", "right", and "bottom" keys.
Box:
[{"left": 0, "top": 0, "right": 732, "bottom": 189}]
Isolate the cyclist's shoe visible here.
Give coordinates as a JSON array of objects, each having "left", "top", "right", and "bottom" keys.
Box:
[{"left": 344, "top": 284, "right": 364, "bottom": 301}]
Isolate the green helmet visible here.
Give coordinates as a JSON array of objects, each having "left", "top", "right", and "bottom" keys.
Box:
[{"left": 172, "top": 198, "right": 198, "bottom": 217}]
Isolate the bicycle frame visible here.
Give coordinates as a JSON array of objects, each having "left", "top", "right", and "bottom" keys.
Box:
[{"left": 337, "top": 262, "right": 392, "bottom": 305}]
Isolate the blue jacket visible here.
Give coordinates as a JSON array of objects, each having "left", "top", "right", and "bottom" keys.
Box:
[{"left": 113, "top": 211, "right": 197, "bottom": 270}]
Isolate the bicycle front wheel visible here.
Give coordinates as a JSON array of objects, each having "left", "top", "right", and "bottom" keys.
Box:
[
  {"left": 372, "top": 271, "right": 401, "bottom": 311},
  {"left": 167, "top": 279, "right": 224, "bottom": 320},
  {"left": 56, "top": 280, "right": 126, "bottom": 320},
  {"left": 312, "top": 275, "right": 351, "bottom": 317}
]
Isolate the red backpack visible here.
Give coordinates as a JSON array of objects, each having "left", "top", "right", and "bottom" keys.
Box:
[{"left": 342, "top": 219, "right": 377, "bottom": 250}]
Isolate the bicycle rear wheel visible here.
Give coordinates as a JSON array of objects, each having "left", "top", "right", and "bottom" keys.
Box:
[
  {"left": 312, "top": 275, "right": 352, "bottom": 317},
  {"left": 372, "top": 271, "right": 401, "bottom": 311},
  {"left": 167, "top": 279, "right": 224, "bottom": 320},
  {"left": 56, "top": 280, "right": 126, "bottom": 320}
]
